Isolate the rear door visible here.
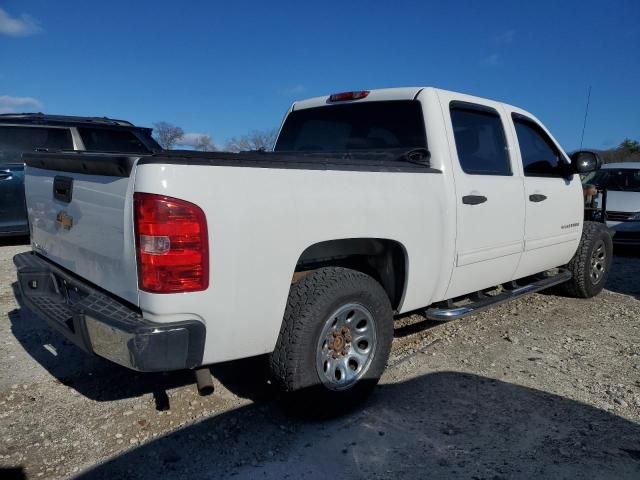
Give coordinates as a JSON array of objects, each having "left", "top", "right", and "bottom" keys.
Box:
[
  {"left": 507, "top": 113, "right": 583, "bottom": 278},
  {"left": 24, "top": 153, "right": 141, "bottom": 305},
  {"left": 439, "top": 94, "right": 525, "bottom": 299}
]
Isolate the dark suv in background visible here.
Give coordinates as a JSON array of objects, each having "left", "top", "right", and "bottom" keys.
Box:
[{"left": 0, "top": 114, "right": 160, "bottom": 236}]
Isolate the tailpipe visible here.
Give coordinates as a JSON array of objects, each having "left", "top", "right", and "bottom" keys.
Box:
[{"left": 194, "top": 367, "right": 214, "bottom": 396}]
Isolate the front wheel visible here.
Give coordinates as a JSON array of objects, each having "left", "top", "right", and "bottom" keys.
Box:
[
  {"left": 269, "top": 267, "right": 393, "bottom": 416},
  {"left": 559, "top": 221, "right": 613, "bottom": 298}
]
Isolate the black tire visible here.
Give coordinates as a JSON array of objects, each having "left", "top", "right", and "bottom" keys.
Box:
[
  {"left": 269, "top": 267, "right": 393, "bottom": 417},
  {"left": 558, "top": 221, "right": 613, "bottom": 298}
]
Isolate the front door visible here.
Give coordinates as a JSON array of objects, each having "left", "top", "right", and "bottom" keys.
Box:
[
  {"left": 441, "top": 97, "right": 525, "bottom": 299},
  {"left": 508, "top": 113, "right": 583, "bottom": 278}
]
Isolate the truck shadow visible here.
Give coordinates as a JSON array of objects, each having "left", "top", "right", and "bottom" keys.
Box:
[
  {"left": 8, "top": 244, "right": 639, "bottom": 408},
  {"left": 8, "top": 278, "right": 438, "bottom": 406},
  {"left": 9, "top": 283, "right": 194, "bottom": 407},
  {"left": 77, "top": 371, "right": 640, "bottom": 480}
]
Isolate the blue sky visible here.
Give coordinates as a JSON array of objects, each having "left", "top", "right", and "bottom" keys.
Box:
[{"left": 0, "top": 0, "right": 638, "bottom": 150}]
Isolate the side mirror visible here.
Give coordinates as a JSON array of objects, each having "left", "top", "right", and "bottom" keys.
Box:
[{"left": 570, "top": 150, "right": 602, "bottom": 174}]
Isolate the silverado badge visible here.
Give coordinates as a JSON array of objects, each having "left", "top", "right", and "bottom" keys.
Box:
[{"left": 56, "top": 211, "right": 73, "bottom": 230}]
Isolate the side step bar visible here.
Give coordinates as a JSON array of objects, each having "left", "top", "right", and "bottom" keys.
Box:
[{"left": 425, "top": 269, "right": 572, "bottom": 321}]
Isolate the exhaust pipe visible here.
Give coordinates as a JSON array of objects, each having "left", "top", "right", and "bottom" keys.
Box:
[{"left": 194, "top": 367, "right": 214, "bottom": 396}]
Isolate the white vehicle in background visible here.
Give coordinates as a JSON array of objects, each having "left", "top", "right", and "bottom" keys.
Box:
[
  {"left": 14, "top": 87, "right": 612, "bottom": 414},
  {"left": 584, "top": 162, "right": 640, "bottom": 246}
]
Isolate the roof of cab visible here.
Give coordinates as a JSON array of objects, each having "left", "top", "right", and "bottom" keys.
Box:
[
  {"left": 292, "top": 87, "right": 427, "bottom": 110},
  {"left": 291, "top": 86, "right": 524, "bottom": 113}
]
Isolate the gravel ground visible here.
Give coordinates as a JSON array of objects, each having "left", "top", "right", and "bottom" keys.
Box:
[{"left": 1, "top": 238, "right": 639, "bottom": 479}]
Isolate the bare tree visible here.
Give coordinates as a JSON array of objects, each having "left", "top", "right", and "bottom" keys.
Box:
[
  {"left": 224, "top": 128, "right": 278, "bottom": 152},
  {"left": 193, "top": 134, "right": 216, "bottom": 152},
  {"left": 153, "top": 122, "right": 184, "bottom": 150}
]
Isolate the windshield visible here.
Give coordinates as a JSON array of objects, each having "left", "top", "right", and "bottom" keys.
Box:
[
  {"left": 274, "top": 100, "right": 427, "bottom": 152},
  {"left": 583, "top": 168, "right": 640, "bottom": 192}
]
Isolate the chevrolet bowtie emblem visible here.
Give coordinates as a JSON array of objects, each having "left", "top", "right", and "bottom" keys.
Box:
[{"left": 56, "top": 211, "right": 73, "bottom": 230}]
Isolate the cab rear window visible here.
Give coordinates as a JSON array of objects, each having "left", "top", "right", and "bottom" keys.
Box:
[{"left": 274, "top": 101, "right": 427, "bottom": 152}]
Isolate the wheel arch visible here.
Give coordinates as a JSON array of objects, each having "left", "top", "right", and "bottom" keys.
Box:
[{"left": 293, "top": 237, "right": 409, "bottom": 311}]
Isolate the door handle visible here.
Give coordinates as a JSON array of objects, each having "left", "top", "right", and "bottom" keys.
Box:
[
  {"left": 462, "top": 195, "right": 487, "bottom": 205},
  {"left": 529, "top": 194, "right": 547, "bottom": 202},
  {"left": 0, "top": 170, "right": 12, "bottom": 180}
]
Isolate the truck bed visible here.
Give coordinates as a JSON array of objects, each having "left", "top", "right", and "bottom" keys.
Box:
[{"left": 22, "top": 149, "right": 452, "bottom": 364}]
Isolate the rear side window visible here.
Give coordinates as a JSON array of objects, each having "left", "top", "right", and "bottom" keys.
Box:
[
  {"left": 274, "top": 101, "right": 427, "bottom": 152},
  {"left": 450, "top": 103, "right": 511, "bottom": 175},
  {"left": 0, "top": 126, "right": 73, "bottom": 152},
  {"left": 512, "top": 115, "right": 565, "bottom": 177},
  {"left": 79, "top": 127, "right": 149, "bottom": 153}
]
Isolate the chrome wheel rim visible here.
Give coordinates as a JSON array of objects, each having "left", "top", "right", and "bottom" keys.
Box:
[
  {"left": 590, "top": 240, "right": 606, "bottom": 284},
  {"left": 315, "top": 303, "right": 377, "bottom": 391}
]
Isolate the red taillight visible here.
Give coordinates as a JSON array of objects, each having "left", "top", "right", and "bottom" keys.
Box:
[
  {"left": 134, "top": 193, "right": 209, "bottom": 293},
  {"left": 328, "top": 91, "right": 370, "bottom": 102}
]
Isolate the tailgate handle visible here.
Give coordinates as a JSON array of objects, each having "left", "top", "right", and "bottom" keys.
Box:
[{"left": 53, "top": 176, "right": 73, "bottom": 203}]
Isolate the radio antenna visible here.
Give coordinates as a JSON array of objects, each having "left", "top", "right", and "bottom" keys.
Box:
[{"left": 579, "top": 85, "right": 592, "bottom": 150}]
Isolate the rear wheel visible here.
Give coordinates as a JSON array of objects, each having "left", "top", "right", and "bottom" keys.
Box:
[
  {"left": 269, "top": 267, "right": 393, "bottom": 416},
  {"left": 559, "top": 221, "right": 613, "bottom": 298}
]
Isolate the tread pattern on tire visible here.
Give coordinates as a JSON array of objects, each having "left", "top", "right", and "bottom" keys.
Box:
[
  {"left": 270, "top": 266, "right": 393, "bottom": 395},
  {"left": 560, "top": 221, "right": 612, "bottom": 298}
]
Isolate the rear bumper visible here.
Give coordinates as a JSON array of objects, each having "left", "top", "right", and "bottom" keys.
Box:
[{"left": 13, "top": 252, "right": 205, "bottom": 372}]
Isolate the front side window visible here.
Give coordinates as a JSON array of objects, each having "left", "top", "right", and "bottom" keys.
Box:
[
  {"left": 450, "top": 103, "right": 511, "bottom": 175},
  {"left": 274, "top": 101, "right": 427, "bottom": 152},
  {"left": 78, "top": 127, "right": 150, "bottom": 153},
  {"left": 513, "top": 115, "right": 565, "bottom": 177}
]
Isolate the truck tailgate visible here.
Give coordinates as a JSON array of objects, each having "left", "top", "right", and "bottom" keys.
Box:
[{"left": 23, "top": 153, "right": 141, "bottom": 305}]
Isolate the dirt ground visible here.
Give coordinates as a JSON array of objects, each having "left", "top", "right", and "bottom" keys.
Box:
[{"left": 1, "top": 237, "right": 639, "bottom": 479}]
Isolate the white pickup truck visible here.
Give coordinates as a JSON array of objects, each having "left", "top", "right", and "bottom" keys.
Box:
[{"left": 14, "top": 87, "right": 612, "bottom": 412}]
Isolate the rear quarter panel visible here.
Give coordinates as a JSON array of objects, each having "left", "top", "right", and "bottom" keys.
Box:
[{"left": 134, "top": 161, "right": 453, "bottom": 364}]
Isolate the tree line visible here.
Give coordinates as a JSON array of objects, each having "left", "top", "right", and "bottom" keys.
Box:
[
  {"left": 597, "top": 138, "right": 640, "bottom": 163},
  {"left": 153, "top": 121, "right": 277, "bottom": 152}
]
